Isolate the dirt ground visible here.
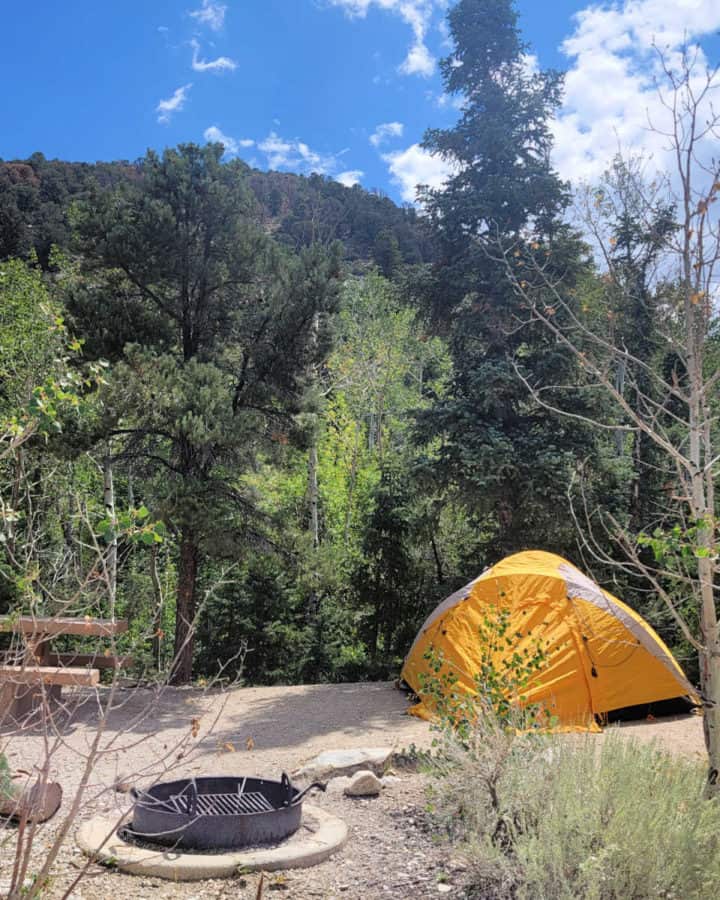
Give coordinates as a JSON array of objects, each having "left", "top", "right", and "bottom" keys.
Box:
[{"left": 0, "top": 681, "right": 707, "bottom": 899}]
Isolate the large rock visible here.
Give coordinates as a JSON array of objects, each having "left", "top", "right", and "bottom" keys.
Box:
[
  {"left": 295, "top": 747, "right": 393, "bottom": 779},
  {"left": 343, "top": 770, "right": 382, "bottom": 797}
]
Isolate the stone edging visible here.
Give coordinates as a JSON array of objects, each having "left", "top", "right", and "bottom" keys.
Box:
[{"left": 76, "top": 804, "right": 348, "bottom": 881}]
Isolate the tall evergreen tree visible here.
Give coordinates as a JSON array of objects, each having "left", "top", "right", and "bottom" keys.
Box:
[
  {"left": 416, "top": 0, "right": 594, "bottom": 559},
  {"left": 71, "top": 144, "right": 341, "bottom": 682}
]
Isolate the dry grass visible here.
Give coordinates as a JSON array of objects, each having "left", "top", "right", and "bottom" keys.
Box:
[{"left": 429, "top": 723, "right": 720, "bottom": 899}]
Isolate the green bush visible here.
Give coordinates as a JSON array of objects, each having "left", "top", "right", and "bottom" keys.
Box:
[
  {"left": 431, "top": 729, "right": 720, "bottom": 900},
  {"left": 418, "top": 603, "right": 552, "bottom": 741}
]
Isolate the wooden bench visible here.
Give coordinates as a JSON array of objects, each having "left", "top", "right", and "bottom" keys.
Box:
[
  {"left": 0, "top": 665, "right": 100, "bottom": 686},
  {"left": 0, "top": 615, "right": 128, "bottom": 723},
  {"left": 0, "top": 666, "right": 100, "bottom": 722},
  {"left": 0, "top": 616, "right": 129, "bottom": 639},
  {"left": 46, "top": 653, "right": 133, "bottom": 670}
]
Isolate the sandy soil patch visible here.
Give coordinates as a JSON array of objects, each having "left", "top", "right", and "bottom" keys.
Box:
[{"left": 0, "top": 681, "right": 707, "bottom": 899}]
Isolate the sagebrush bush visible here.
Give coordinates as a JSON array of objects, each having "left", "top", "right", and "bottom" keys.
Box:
[{"left": 431, "top": 728, "right": 720, "bottom": 900}]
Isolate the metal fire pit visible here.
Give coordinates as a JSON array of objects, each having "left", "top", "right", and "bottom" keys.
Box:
[{"left": 128, "top": 773, "right": 325, "bottom": 850}]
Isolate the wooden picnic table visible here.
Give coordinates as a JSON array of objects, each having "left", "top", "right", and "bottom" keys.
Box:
[{"left": 0, "top": 615, "right": 129, "bottom": 722}]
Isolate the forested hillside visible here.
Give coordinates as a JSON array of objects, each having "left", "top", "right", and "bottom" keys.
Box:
[
  {"left": 0, "top": 153, "right": 432, "bottom": 272},
  {"left": 1, "top": 0, "right": 717, "bottom": 702},
  {"left": 0, "top": 144, "right": 456, "bottom": 685}
]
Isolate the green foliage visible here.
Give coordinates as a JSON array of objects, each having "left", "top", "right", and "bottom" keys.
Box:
[
  {"left": 0, "top": 56, "right": 703, "bottom": 699},
  {"left": 418, "top": 604, "right": 551, "bottom": 740},
  {"left": 0, "top": 257, "right": 62, "bottom": 410},
  {"left": 432, "top": 730, "right": 720, "bottom": 900},
  {"left": 0, "top": 257, "right": 107, "bottom": 447},
  {"left": 0, "top": 154, "right": 432, "bottom": 272},
  {"left": 96, "top": 504, "right": 166, "bottom": 547},
  {"left": 423, "top": 0, "right": 567, "bottom": 235},
  {"left": 413, "top": 0, "right": 602, "bottom": 562},
  {"left": 638, "top": 518, "right": 718, "bottom": 565},
  {"left": 219, "top": 269, "right": 456, "bottom": 683},
  {"left": 68, "top": 143, "right": 343, "bottom": 681}
]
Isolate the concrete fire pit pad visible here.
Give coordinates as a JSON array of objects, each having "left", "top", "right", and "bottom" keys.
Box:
[{"left": 76, "top": 805, "right": 347, "bottom": 881}]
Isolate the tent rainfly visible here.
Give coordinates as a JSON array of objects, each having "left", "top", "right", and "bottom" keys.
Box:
[{"left": 401, "top": 550, "right": 698, "bottom": 731}]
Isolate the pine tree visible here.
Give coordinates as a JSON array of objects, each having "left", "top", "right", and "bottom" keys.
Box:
[
  {"left": 71, "top": 143, "right": 341, "bottom": 682},
  {"left": 416, "top": 0, "right": 594, "bottom": 557}
]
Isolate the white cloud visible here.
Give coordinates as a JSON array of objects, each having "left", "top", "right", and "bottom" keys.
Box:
[
  {"left": 327, "top": 0, "right": 443, "bottom": 78},
  {"left": 189, "top": 0, "right": 226, "bottom": 31},
  {"left": 156, "top": 84, "right": 192, "bottom": 124},
  {"left": 369, "top": 121, "right": 404, "bottom": 147},
  {"left": 201, "top": 126, "right": 362, "bottom": 184},
  {"left": 256, "top": 132, "right": 345, "bottom": 176},
  {"left": 383, "top": 143, "right": 454, "bottom": 203},
  {"left": 203, "top": 126, "right": 254, "bottom": 155},
  {"left": 336, "top": 170, "right": 364, "bottom": 187},
  {"left": 552, "top": 0, "right": 720, "bottom": 185},
  {"left": 190, "top": 38, "right": 237, "bottom": 73},
  {"left": 399, "top": 40, "right": 435, "bottom": 77}
]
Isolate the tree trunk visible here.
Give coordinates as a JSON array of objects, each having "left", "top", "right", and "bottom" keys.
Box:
[
  {"left": 102, "top": 452, "right": 117, "bottom": 609},
  {"left": 344, "top": 422, "right": 362, "bottom": 543},
  {"left": 697, "top": 535, "right": 720, "bottom": 796},
  {"left": 171, "top": 531, "right": 199, "bottom": 685},
  {"left": 150, "top": 543, "right": 164, "bottom": 672},
  {"left": 308, "top": 442, "right": 320, "bottom": 549},
  {"left": 687, "top": 300, "right": 719, "bottom": 795},
  {"left": 431, "top": 533, "right": 445, "bottom": 585},
  {"left": 7, "top": 450, "right": 22, "bottom": 557},
  {"left": 613, "top": 358, "right": 626, "bottom": 456},
  {"left": 700, "top": 625, "right": 720, "bottom": 797},
  {"left": 375, "top": 392, "right": 384, "bottom": 459}
]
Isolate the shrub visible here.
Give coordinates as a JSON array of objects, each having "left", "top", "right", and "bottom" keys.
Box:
[
  {"left": 418, "top": 603, "right": 552, "bottom": 741},
  {"left": 430, "top": 728, "right": 720, "bottom": 899}
]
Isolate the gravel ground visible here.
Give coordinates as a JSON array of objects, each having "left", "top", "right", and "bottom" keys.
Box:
[{"left": 0, "top": 681, "right": 707, "bottom": 899}]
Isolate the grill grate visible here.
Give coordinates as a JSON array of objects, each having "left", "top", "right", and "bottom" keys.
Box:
[{"left": 167, "top": 790, "right": 275, "bottom": 816}]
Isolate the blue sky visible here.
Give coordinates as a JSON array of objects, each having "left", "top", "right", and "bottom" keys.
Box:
[{"left": 2, "top": 1, "right": 719, "bottom": 204}]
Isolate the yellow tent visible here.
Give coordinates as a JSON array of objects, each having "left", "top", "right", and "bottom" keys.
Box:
[{"left": 401, "top": 550, "right": 697, "bottom": 731}]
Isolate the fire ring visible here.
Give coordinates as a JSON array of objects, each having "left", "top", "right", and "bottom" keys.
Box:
[
  {"left": 129, "top": 773, "right": 325, "bottom": 851},
  {"left": 76, "top": 804, "right": 348, "bottom": 881}
]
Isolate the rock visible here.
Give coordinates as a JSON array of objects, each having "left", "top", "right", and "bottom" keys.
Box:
[
  {"left": 343, "top": 770, "right": 382, "bottom": 797},
  {"left": 295, "top": 747, "right": 394, "bottom": 779},
  {"left": 325, "top": 776, "right": 352, "bottom": 795},
  {"left": 437, "top": 885, "right": 453, "bottom": 894},
  {"left": 381, "top": 775, "right": 401, "bottom": 786}
]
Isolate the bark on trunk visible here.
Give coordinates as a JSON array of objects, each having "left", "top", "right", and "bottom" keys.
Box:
[
  {"left": 686, "top": 293, "right": 719, "bottom": 796},
  {"left": 698, "top": 553, "right": 720, "bottom": 797},
  {"left": 150, "top": 543, "right": 164, "bottom": 672},
  {"left": 701, "top": 642, "right": 720, "bottom": 796},
  {"left": 171, "top": 531, "right": 199, "bottom": 685},
  {"left": 7, "top": 450, "right": 22, "bottom": 557},
  {"left": 308, "top": 442, "right": 320, "bottom": 549},
  {"left": 431, "top": 534, "right": 445, "bottom": 585},
  {"left": 102, "top": 452, "right": 117, "bottom": 609},
  {"left": 344, "top": 422, "right": 362, "bottom": 543}
]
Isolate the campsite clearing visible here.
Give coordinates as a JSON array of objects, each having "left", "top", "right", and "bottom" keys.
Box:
[{"left": 0, "top": 681, "right": 706, "bottom": 899}]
